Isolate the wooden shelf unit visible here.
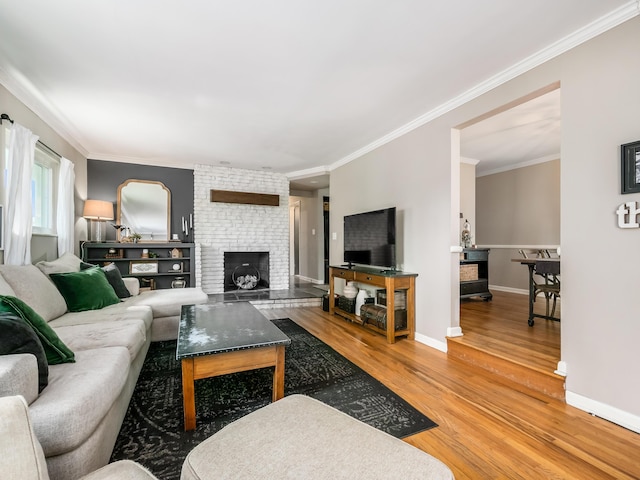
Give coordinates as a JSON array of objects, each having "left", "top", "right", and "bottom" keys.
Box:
[
  {"left": 81, "top": 242, "right": 196, "bottom": 290},
  {"left": 460, "top": 248, "right": 492, "bottom": 300},
  {"left": 328, "top": 265, "right": 417, "bottom": 343}
]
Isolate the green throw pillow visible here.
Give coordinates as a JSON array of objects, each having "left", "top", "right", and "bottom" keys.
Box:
[
  {"left": 50, "top": 266, "right": 120, "bottom": 312},
  {"left": 0, "top": 296, "right": 75, "bottom": 365}
]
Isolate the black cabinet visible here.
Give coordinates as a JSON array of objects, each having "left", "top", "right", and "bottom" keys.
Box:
[
  {"left": 81, "top": 242, "right": 196, "bottom": 290},
  {"left": 460, "top": 248, "right": 492, "bottom": 301}
]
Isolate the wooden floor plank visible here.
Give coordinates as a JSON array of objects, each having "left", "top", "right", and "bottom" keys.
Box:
[
  {"left": 260, "top": 304, "right": 640, "bottom": 479},
  {"left": 459, "top": 290, "right": 561, "bottom": 373}
]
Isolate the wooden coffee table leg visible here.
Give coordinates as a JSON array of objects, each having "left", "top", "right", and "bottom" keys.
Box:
[
  {"left": 272, "top": 345, "right": 285, "bottom": 402},
  {"left": 181, "top": 359, "right": 196, "bottom": 431}
]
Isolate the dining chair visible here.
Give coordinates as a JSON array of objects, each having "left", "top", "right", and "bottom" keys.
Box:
[{"left": 530, "top": 260, "right": 560, "bottom": 326}]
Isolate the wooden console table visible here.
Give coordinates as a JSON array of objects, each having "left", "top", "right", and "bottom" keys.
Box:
[{"left": 328, "top": 266, "right": 417, "bottom": 343}]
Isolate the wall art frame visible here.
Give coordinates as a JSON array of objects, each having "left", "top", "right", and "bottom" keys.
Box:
[
  {"left": 129, "top": 261, "right": 159, "bottom": 274},
  {"left": 621, "top": 140, "right": 640, "bottom": 194}
]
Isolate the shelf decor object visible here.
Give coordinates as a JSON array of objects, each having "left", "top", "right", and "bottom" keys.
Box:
[
  {"left": 621, "top": 140, "right": 640, "bottom": 194},
  {"left": 130, "top": 261, "right": 159, "bottom": 274},
  {"left": 82, "top": 242, "right": 195, "bottom": 290},
  {"left": 83, "top": 199, "right": 114, "bottom": 242}
]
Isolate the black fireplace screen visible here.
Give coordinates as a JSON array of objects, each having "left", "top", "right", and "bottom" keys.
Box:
[{"left": 223, "top": 252, "right": 269, "bottom": 291}]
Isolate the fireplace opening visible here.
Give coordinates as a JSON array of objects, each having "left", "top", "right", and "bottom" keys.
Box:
[{"left": 223, "top": 252, "right": 270, "bottom": 292}]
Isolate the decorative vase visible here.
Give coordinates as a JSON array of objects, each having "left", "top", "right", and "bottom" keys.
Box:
[
  {"left": 343, "top": 281, "right": 358, "bottom": 299},
  {"left": 171, "top": 277, "right": 186, "bottom": 288},
  {"left": 461, "top": 218, "right": 472, "bottom": 248},
  {"left": 355, "top": 289, "right": 367, "bottom": 316}
]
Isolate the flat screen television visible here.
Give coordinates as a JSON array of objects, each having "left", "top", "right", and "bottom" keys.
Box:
[{"left": 343, "top": 207, "right": 396, "bottom": 269}]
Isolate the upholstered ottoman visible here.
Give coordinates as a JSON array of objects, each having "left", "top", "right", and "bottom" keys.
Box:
[{"left": 181, "top": 395, "right": 454, "bottom": 480}]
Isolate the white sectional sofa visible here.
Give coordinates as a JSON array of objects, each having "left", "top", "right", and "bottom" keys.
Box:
[{"left": 0, "top": 254, "right": 207, "bottom": 480}]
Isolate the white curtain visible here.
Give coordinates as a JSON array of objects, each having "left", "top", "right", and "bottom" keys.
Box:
[
  {"left": 56, "top": 157, "right": 75, "bottom": 256},
  {"left": 4, "top": 123, "right": 38, "bottom": 265}
]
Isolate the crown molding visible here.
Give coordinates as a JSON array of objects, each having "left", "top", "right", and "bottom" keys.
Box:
[
  {"left": 330, "top": 1, "right": 640, "bottom": 172},
  {"left": 476, "top": 153, "right": 560, "bottom": 177},
  {"left": 0, "top": 64, "right": 89, "bottom": 158},
  {"left": 88, "top": 153, "right": 195, "bottom": 170},
  {"left": 286, "top": 165, "right": 331, "bottom": 180},
  {"left": 460, "top": 157, "right": 480, "bottom": 165}
]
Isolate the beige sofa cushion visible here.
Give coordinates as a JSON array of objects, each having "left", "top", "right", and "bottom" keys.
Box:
[
  {"left": 54, "top": 320, "right": 147, "bottom": 361},
  {"left": 80, "top": 460, "right": 158, "bottom": 480},
  {"left": 0, "top": 396, "right": 49, "bottom": 480},
  {"left": 48, "top": 304, "right": 154, "bottom": 332},
  {"left": 0, "top": 265, "right": 67, "bottom": 322},
  {"left": 0, "top": 354, "right": 39, "bottom": 405},
  {"left": 126, "top": 288, "right": 208, "bottom": 318},
  {"left": 35, "top": 252, "right": 82, "bottom": 276},
  {"left": 0, "top": 274, "right": 16, "bottom": 296},
  {"left": 30, "top": 347, "right": 131, "bottom": 457}
]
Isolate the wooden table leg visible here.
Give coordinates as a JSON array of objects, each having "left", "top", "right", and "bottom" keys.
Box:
[
  {"left": 272, "top": 345, "right": 285, "bottom": 401},
  {"left": 181, "top": 359, "right": 196, "bottom": 431},
  {"left": 386, "top": 283, "right": 396, "bottom": 344},
  {"left": 527, "top": 264, "right": 535, "bottom": 326}
]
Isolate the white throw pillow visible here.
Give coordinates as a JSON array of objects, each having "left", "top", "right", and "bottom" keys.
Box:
[{"left": 35, "top": 252, "right": 82, "bottom": 276}]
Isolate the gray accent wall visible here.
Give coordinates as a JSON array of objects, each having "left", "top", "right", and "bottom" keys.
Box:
[
  {"left": 87, "top": 160, "right": 194, "bottom": 242},
  {"left": 476, "top": 160, "right": 560, "bottom": 291}
]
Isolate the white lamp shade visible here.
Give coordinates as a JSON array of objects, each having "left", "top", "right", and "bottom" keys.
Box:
[{"left": 83, "top": 200, "right": 114, "bottom": 220}]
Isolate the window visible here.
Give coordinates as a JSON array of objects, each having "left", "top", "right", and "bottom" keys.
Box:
[
  {"left": 32, "top": 144, "right": 59, "bottom": 235},
  {"left": 0, "top": 126, "right": 59, "bottom": 236}
]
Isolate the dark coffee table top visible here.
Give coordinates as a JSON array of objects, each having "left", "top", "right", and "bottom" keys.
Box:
[{"left": 176, "top": 302, "right": 290, "bottom": 360}]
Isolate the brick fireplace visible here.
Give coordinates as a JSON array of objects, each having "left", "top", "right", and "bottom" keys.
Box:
[{"left": 194, "top": 165, "right": 290, "bottom": 294}]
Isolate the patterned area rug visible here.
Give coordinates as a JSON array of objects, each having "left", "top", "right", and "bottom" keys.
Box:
[{"left": 111, "top": 318, "right": 436, "bottom": 479}]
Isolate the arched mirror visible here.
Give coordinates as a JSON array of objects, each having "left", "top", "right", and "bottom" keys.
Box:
[{"left": 117, "top": 179, "right": 171, "bottom": 242}]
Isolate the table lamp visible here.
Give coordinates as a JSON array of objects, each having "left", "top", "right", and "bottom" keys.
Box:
[{"left": 83, "top": 199, "right": 114, "bottom": 242}]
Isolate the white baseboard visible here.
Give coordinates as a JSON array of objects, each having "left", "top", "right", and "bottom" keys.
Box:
[
  {"left": 489, "top": 285, "right": 528, "bottom": 295},
  {"left": 446, "top": 326, "right": 463, "bottom": 338},
  {"left": 555, "top": 360, "right": 567, "bottom": 376},
  {"left": 415, "top": 332, "right": 448, "bottom": 353},
  {"left": 566, "top": 391, "right": 640, "bottom": 434},
  {"left": 295, "top": 275, "right": 324, "bottom": 285}
]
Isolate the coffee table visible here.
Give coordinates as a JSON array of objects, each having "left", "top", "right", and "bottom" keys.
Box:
[{"left": 176, "top": 302, "right": 291, "bottom": 431}]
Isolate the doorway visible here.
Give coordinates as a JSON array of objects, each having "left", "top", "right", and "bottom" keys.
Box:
[
  {"left": 290, "top": 201, "right": 300, "bottom": 277},
  {"left": 323, "top": 196, "right": 330, "bottom": 283},
  {"left": 455, "top": 83, "right": 562, "bottom": 374}
]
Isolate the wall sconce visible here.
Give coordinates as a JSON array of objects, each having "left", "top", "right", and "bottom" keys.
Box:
[{"left": 83, "top": 199, "right": 114, "bottom": 242}]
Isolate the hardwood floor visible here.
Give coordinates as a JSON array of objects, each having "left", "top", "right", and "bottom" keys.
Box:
[
  {"left": 261, "top": 304, "right": 640, "bottom": 480},
  {"left": 449, "top": 290, "right": 565, "bottom": 399},
  {"left": 459, "top": 290, "right": 561, "bottom": 374}
]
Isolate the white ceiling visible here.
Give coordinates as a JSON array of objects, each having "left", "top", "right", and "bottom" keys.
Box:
[
  {"left": 0, "top": 1, "right": 635, "bottom": 187},
  {"left": 461, "top": 88, "right": 561, "bottom": 177}
]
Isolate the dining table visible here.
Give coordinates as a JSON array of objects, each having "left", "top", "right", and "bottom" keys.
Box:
[{"left": 512, "top": 258, "right": 560, "bottom": 326}]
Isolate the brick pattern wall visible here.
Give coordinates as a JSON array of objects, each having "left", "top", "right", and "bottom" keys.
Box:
[{"left": 194, "top": 165, "right": 290, "bottom": 294}]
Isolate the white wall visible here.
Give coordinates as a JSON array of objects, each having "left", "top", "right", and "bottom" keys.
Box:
[
  {"left": 460, "top": 161, "right": 476, "bottom": 245},
  {"left": 330, "top": 17, "right": 640, "bottom": 430},
  {"left": 559, "top": 18, "right": 640, "bottom": 427}
]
